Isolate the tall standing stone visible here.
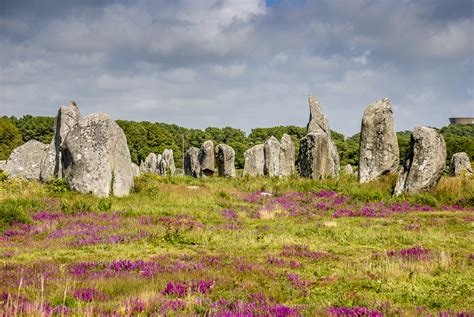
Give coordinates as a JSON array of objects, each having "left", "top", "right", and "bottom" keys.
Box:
[
  {"left": 184, "top": 147, "right": 201, "bottom": 177},
  {"left": 159, "top": 149, "right": 176, "bottom": 176},
  {"left": 215, "top": 144, "right": 236, "bottom": 177},
  {"left": 299, "top": 95, "right": 339, "bottom": 178},
  {"left": 40, "top": 101, "right": 81, "bottom": 181},
  {"left": 62, "top": 113, "right": 134, "bottom": 197},
  {"left": 199, "top": 140, "right": 215, "bottom": 177},
  {"left": 358, "top": 98, "right": 399, "bottom": 183},
  {"left": 140, "top": 153, "right": 158, "bottom": 173},
  {"left": 4, "top": 140, "right": 49, "bottom": 180},
  {"left": 394, "top": 126, "right": 446, "bottom": 196},
  {"left": 264, "top": 136, "right": 281, "bottom": 177},
  {"left": 243, "top": 144, "right": 265, "bottom": 176},
  {"left": 279, "top": 134, "right": 295, "bottom": 176},
  {"left": 450, "top": 152, "right": 472, "bottom": 176}
]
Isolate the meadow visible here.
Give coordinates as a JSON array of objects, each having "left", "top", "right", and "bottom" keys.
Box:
[{"left": 0, "top": 173, "right": 473, "bottom": 316}]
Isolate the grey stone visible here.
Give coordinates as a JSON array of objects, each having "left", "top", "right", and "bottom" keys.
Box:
[
  {"left": 4, "top": 140, "right": 49, "bottom": 180},
  {"left": 358, "top": 98, "right": 399, "bottom": 183},
  {"left": 131, "top": 163, "right": 140, "bottom": 178},
  {"left": 62, "top": 113, "right": 134, "bottom": 197},
  {"left": 264, "top": 136, "right": 281, "bottom": 177},
  {"left": 344, "top": 164, "right": 354, "bottom": 175},
  {"left": 184, "top": 147, "right": 201, "bottom": 177},
  {"left": 199, "top": 140, "right": 215, "bottom": 177},
  {"left": 40, "top": 101, "right": 81, "bottom": 181},
  {"left": 279, "top": 133, "right": 295, "bottom": 176},
  {"left": 159, "top": 149, "right": 176, "bottom": 176},
  {"left": 215, "top": 144, "right": 236, "bottom": 177},
  {"left": 394, "top": 126, "right": 447, "bottom": 196},
  {"left": 299, "top": 95, "right": 340, "bottom": 178},
  {"left": 140, "top": 153, "right": 158, "bottom": 173},
  {"left": 298, "top": 132, "right": 338, "bottom": 179},
  {"left": 450, "top": 152, "right": 472, "bottom": 176},
  {"left": 243, "top": 144, "right": 265, "bottom": 176}
]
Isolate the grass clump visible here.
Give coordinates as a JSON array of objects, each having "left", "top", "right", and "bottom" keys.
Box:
[{"left": 0, "top": 198, "right": 36, "bottom": 230}]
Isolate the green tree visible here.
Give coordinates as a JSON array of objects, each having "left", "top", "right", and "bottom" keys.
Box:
[
  {"left": 11, "top": 115, "right": 55, "bottom": 144},
  {"left": 0, "top": 117, "right": 24, "bottom": 160}
]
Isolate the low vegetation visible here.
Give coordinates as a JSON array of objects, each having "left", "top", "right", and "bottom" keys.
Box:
[{"left": 0, "top": 174, "right": 473, "bottom": 315}]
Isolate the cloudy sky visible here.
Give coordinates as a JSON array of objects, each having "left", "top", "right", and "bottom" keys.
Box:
[{"left": 1, "top": 0, "right": 473, "bottom": 136}]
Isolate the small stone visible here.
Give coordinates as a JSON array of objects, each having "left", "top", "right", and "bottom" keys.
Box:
[
  {"left": 279, "top": 134, "right": 295, "bottom": 176},
  {"left": 450, "top": 152, "right": 472, "bottom": 176},
  {"left": 4, "top": 140, "right": 49, "bottom": 180}
]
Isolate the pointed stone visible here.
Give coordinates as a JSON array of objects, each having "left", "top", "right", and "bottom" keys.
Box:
[
  {"left": 358, "top": 98, "right": 399, "bottom": 183},
  {"left": 159, "top": 149, "right": 176, "bottom": 176},
  {"left": 243, "top": 144, "right": 265, "bottom": 176},
  {"left": 394, "top": 126, "right": 446, "bottom": 196}
]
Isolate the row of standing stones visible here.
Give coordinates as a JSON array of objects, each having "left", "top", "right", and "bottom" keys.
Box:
[{"left": 0, "top": 97, "right": 471, "bottom": 197}]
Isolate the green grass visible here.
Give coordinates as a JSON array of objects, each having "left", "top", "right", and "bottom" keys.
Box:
[{"left": 0, "top": 174, "right": 473, "bottom": 315}]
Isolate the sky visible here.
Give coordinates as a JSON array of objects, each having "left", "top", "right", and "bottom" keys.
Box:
[{"left": 0, "top": 0, "right": 473, "bottom": 136}]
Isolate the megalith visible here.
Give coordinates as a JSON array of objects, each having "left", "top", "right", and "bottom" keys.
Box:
[
  {"left": 184, "top": 147, "right": 201, "bottom": 177},
  {"left": 243, "top": 144, "right": 265, "bottom": 176},
  {"left": 264, "top": 136, "right": 281, "bottom": 177},
  {"left": 3, "top": 140, "right": 49, "bottom": 180},
  {"left": 279, "top": 134, "right": 295, "bottom": 176},
  {"left": 215, "top": 144, "right": 236, "bottom": 177},
  {"left": 199, "top": 140, "right": 215, "bottom": 177},
  {"left": 450, "top": 152, "right": 472, "bottom": 176}
]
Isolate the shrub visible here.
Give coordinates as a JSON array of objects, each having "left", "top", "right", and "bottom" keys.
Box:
[
  {"left": 45, "top": 178, "right": 70, "bottom": 195},
  {"left": 98, "top": 199, "right": 113, "bottom": 212}
]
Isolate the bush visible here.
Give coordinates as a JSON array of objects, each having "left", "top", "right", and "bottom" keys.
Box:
[
  {"left": 0, "top": 199, "right": 35, "bottom": 231},
  {"left": 45, "top": 178, "right": 70, "bottom": 195},
  {"left": 98, "top": 199, "right": 113, "bottom": 212}
]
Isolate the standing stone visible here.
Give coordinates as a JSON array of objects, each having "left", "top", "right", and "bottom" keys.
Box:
[
  {"left": 299, "top": 132, "right": 337, "bottom": 179},
  {"left": 4, "top": 140, "right": 49, "bottom": 180},
  {"left": 40, "top": 101, "right": 81, "bottom": 181},
  {"left": 199, "top": 140, "right": 215, "bottom": 177},
  {"left": 243, "top": 144, "right": 265, "bottom": 176},
  {"left": 62, "top": 113, "right": 134, "bottom": 197},
  {"left": 279, "top": 134, "right": 295, "bottom": 176},
  {"left": 131, "top": 162, "right": 140, "bottom": 178},
  {"left": 450, "top": 152, "right": 472, "bottom": 176},
  {"left": 264, "top": 136, "right": 281, "bottom": 177},
  {"left": 394, "top": 126, "right": 446, "bottom": 196},
  {"left": 184, "top": 147, "right": 201, "bottom": 177},
  {"left": 140, "top": 153, "right": 158, "bottom": 173},
  {"left": 159, "top": 149, "right": 176, "bottom": 176},
  {"left": 358, "top": 98, "right": 399, "bottom": 183},
  {"left": 299, "top": 95, "right": 339, "bottom": 178},
  {"left": 344, "top": 164, "right": 354, "bottom": 175},
  {"left": 215, "top": 144, "right": 236, "bottom": 177}
]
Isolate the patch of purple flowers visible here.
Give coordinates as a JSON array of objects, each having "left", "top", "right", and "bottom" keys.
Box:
[
  {"left": 387, "top": 246, "right": 430, "bottom": 260},
  {"left": 328, "top": 306, "right": 383, "bottom": 316},
  {"left": 281, "top": 245, "right": 324, "bottom": 260},
  {"left": 222, "top": 209, "right": 238, "bottom": 220},
  {"left": 162, "top": 280, "right": 214, "bottom": 297},
  {"left": 73, "top": 287, "right": 108, "bottom": 302}
]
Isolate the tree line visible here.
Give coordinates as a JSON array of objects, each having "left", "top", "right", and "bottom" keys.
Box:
[{"left": 1, "top": 115, "right": 472, "bottom": 170}]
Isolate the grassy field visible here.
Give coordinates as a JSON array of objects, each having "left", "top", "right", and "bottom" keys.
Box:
[{"left": 0, "top": 174, "right": 473, "bottom": 316}]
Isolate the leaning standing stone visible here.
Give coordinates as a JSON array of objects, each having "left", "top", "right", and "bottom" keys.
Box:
[
  {"left": 243, "top": 144, "right": 265, "bottom": 176},
  {"left": 215, "top": 144, "right": 236, "bottom": 177},
  {"left": 3, "top": 140, "right": 49, "bottom": 180},
  {"left": 450, "top": 152, "right": 472, "bottom": 176},
  {"left": 279, "top": 134, "right": 295, "bottom": 176},
  {"left": 394, "top": 126, "right": 446, "bottom": 196},
  {"left": 199, "top": 140, "right": 215, "bottom": 177},
  {"left": 62, "top": 113, "right": 134, "bottom": 197},
  {"left": 358, "top": 98, "right": 399, "bottom": 183}
]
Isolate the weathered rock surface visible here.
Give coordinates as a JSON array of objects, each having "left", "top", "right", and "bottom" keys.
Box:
[
  {"left": 199, "top": 140, "right": 215, "bottom": 177},
  {"left": 40, "top": 101, "right": 81, "bottom": 181},
  {"left": 264, "top": 136, "right": 281, "bottom": 177},
  {"left": 131, "top": 163, "right": 140, "bottom": 178},
  {"left": 450, "top": 152, "right": 472, "bottom": 176},
  {"left": 358, "top": 98, "right": 399, "bottom": 183},
  {"left": 159, "top": 149, "right": 176, "bottom": 176},
  {"left": 243, "top": 144, "right": 265, "bottom": 176},
  {"left": 299, "top": 132, "right": 337, "bottom": 179},
  {"left": 299, "top": 96, "right": 340, "bottom": 178},
  {"left": 4, "top": 140, "right": 49, "bottom": 180},
  {"left": 184, "top": 147, "right": 201, "bottom": 177},
  {"left": 215, "top": 144, "right": 236, "bottom": 177},
  {"left": 344, "top": 164, "right": 354, "bottom": 175},
  {"left": 140, "top": 153, "right": 158, "bottom": 173},
  {"left": 394, "top": 126, "right": 446, "bottom": 196},
  {"left": 62, "top": 113, "right": 134, "bottom": 197},
  {"left": 279, "top": 134, "right": 295, "bottom": 176}
]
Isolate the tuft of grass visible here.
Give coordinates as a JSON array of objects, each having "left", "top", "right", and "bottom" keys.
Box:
[{"left": 0, "top": 198, "right": 36, "bottom": 230}]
